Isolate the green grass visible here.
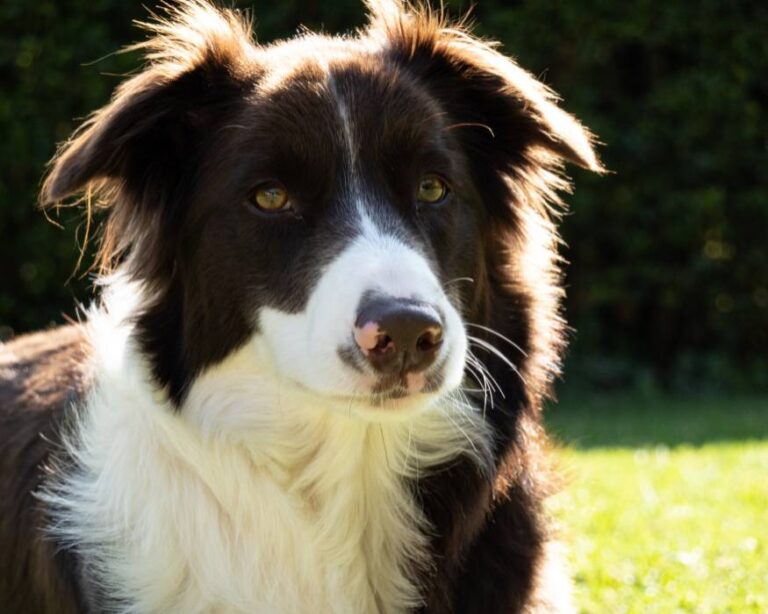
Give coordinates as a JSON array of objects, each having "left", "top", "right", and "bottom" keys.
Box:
[{"left": 546, "top": 394, "right": 768, "bottom": 613}]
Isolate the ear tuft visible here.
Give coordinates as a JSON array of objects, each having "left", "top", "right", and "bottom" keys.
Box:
[
  {"left": 365, "top": 0, "right": 411, "bottom": 29},
  {"left": 534, "top": 99, "right": 605, "bottom": 172},
  {"left": 365, "top": 0, "right": 458, "bottom": 55},
  {"left": 132, "top": 0, "right": 255, "bottom": 77}
]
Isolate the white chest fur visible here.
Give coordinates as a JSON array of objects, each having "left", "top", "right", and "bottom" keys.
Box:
[{"left": 43, "top": 307, "right": 489, "bottom": 613}]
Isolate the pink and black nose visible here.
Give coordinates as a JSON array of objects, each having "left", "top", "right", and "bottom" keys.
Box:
[{"left": 354, "top": 296, "right": 443, "bottom": 374}]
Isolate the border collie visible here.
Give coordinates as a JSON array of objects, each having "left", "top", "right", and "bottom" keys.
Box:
[{"left": 0, "top": 1, "right": 602, "bottom": 611}]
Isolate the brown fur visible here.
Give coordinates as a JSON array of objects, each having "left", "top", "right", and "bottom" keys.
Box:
[{"left": 0, "top": 326, "right": 91, "bottom": 612}]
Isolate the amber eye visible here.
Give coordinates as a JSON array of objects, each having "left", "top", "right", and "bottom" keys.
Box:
[
  {"left": 251, "top": 182, "right": 290, "bottom": 212},
  {"left": 416, "top": 175, "right": 449, "bottom": 204}
]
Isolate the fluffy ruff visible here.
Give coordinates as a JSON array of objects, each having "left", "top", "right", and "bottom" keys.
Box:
[{"left": 42, "top": 282, "right": 491, "bottom": 613}]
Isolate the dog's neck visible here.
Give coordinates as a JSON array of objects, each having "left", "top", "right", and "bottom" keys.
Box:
[{"left": 44, "top": 284, "right": 490, "bottom": 612}]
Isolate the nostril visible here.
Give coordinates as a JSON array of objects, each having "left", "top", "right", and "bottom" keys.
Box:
[
  {"left": 371, "top": 334, "right": 394, "bottom": 356},
  {"left": 416, "top": 327, "right": 443, "bottom": 354}
]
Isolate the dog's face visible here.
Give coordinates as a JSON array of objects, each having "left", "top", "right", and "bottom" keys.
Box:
[
  {"left": 43, "top": 1, "right": 601, "bottom": 417},
  {"left": 191, "top": 52, "right": 482, "bottom": 413}
]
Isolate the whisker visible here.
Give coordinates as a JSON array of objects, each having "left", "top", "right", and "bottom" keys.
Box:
[
  {"left": 378, "top": 424, "right": 391, "bottom": 472},
  {"left": 443, "top": 121, "right": 496, "bottom": 138},
  {"left": 465, "top": 322, "right": 528, "bottom": 357},
  {"left": 406, "top": 424, "right": 417, "bottom": 481},
  {"left": 463, "top": 352, "right": 499, "bottom": 419},
  {"left": 464, "top": 357, "right": 490, "bottom": 405},
  {"left": 441, "top": 405, "right": 481, "bottom": 456},
  {"left": 468, "top": 335, "right": 527, "bottom": 386},
  {"left": 453, "top": 389, "right": 479, "bottom": 414},
  {"left": 469, "top": 357, "right": 503, "bottom": 398},
  {"left": 466, "top": 350, "right": 504, "bottom": 398},
  {"left": 443, "top": 276, "right": 475, "bottom": 287}
]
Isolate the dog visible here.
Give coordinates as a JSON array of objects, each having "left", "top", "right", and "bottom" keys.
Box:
[{"left": 0, "top": 1, "right": 602, "bottom": 612}]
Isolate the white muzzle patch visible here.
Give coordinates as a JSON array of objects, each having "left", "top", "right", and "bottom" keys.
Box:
[{"left": 259, "top": 220, "right": 467, "bottom": 415}]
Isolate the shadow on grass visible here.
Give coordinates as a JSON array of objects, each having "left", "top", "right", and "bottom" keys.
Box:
[{"left": 544, "top": 393, "right": 768, "bottom": 449}]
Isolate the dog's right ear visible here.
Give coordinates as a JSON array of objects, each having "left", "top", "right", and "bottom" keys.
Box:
[
  {"left": 41, "top": 0, "right": 256, "bottom": 206},
  {"left": 366, "top": 0, "right": 604, "bottom": 178}
]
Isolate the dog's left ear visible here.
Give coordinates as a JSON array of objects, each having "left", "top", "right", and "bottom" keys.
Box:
[
  {"left": 368, "top": 0, "right": 604, "bottom": 174},
  {"left": 40, "top": 1, "right": 257, "bottom": 274},
  {"left": 41, "top": 1, "right": 256, "bottom": 206}
]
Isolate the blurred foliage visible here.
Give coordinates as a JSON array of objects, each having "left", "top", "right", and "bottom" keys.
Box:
[
  {"left": 1, "top": 1, "right": 767, "bottom": 391},
  {"left": 471, "top": 1, "right": 768, "bottom": 392}
]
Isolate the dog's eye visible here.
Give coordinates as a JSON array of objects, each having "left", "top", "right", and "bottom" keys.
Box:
[
  {"left": 416, "top": 175, "right": 449, "bottom": 205},
  {"left": 251, "top": 182, "right": 290, "bottom": 212}
]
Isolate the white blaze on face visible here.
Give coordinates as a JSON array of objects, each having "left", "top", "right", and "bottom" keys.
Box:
[{"left": 259, "top": 214, "right": 468, "bottom": 409}]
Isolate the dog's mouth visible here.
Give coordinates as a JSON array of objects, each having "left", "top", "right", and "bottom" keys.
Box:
[
  {"left": 285, "top": 367, "right": 449, "bottom": 416},
  {"left": 338, "top": 339, "right": 450, "bottom": 394},
  {"left": 353, "top": 389, "right": 445, "bottom": 417},
  {"left": 369, "top": 363, "right": 446, "bottom": 399},
  {"left": 342, "top": 364, "right": 450, "bottom": 417}
]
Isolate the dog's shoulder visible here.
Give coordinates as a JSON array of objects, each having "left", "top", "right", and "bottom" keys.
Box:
[
  {"left": 0, "top": 325, "right": 91, "bottom": 613},
  {"left": 2, "top": 323, "right": 90, "bottom": 394},
  {"left": 0, "top": 324, "right": 91, "bottom": 438}
]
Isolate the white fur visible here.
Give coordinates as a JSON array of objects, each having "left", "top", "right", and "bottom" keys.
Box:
[
  {"left": 42, "top": 276, "right": 490, "bottom": 613},
  {"left": 260, "top": 215, "right": 467, "bottom": 413}
]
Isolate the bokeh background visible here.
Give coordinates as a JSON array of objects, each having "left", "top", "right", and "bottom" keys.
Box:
[{"left": 2, "top": 1, "right": 767, "bottom": 611}]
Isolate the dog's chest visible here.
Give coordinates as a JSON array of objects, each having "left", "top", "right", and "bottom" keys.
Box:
[
  {"left": 167, "top": 457, "right": 422, "bottom": 614},
  {"left": 65, "top": 407, "right": 429, "bottom": 614},
  {"left": 201, "top": 427, "right": 426, "bottom": 614}
]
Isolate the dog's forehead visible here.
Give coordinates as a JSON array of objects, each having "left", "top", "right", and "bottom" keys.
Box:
[{"left": 248, "top": 38, "right": 446, "bottom": 148}]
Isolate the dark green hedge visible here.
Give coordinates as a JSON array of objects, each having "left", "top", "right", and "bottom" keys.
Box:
[{"left": 2, "top": 1, "right": 766, "bottom": 391}]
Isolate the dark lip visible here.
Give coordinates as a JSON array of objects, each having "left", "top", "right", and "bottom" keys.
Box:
[
  {"left": 371, "top": 386, "right": 410, "bottom": 402},
  {"left": 371, "top": 373, "right": 409, "bottom": 395},
  {"left": 289, "top": 375, "right": 439, "bottom": 406},
  {"left": 288, "top": 355, "right": 450, "bottom": 406},
  {"left": 370, "top": 359, "right": 448, "bottom": 398},
  {"left": 368, "top": 388, "right": 436, "bottom": 408}
]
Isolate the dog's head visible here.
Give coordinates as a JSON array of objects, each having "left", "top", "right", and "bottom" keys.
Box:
[{"left": 43, "top": 0, "right": 601, "bottom": 420}]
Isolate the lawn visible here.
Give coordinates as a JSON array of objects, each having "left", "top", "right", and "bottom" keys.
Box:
[{"left": 546, "top": 394, "right": 768, "bottom": 613}]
